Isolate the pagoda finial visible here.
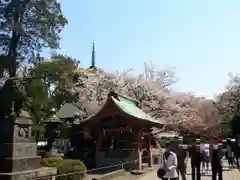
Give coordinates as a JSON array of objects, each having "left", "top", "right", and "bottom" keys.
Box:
[{"left": 89, "top": 42, "right": 96, "bottom": 69}]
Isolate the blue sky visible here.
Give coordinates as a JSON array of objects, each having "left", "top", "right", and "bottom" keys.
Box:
[{"left": 58, "top": 0, "right": 240, "bottom": 99}]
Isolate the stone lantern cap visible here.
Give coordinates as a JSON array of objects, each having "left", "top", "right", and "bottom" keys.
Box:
[
  {"left": 45, "top": 114, "right": 61, "bottom": 124},
  {"left": 15, "top": 110, "right": 32, "bottom": 125}
]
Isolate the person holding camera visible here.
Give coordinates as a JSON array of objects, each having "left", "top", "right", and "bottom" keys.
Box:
[{"left": 158, "top": 142, "right": 179, "bottom": 180}]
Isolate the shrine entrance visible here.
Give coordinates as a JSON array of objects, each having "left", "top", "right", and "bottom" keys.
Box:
[{"left": 80, "top": 91, "right": 165, "bottom": 170}]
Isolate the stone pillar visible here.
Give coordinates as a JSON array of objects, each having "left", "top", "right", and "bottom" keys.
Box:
[
  {"left": 0, "top": 111, "right": 56, "bottom": 180},
  {"left": 147, "top": 136, "right": 153, "bottom": 167}
]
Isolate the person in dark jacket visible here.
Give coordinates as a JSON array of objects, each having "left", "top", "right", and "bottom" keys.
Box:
[
  {"left": 230, "top": 138, "right": 236, "bottom": 167},
  {"left": 211, "top": 144, "right": 223, "bottom": 180},
  {"left": 226, "top": 139, "right": 234, "bottom": 168},
  {"left": 188, "top": 138, "right": 203, "bottom": 180},
  {"left": 171, "top": 136, "right": 189, "bottom": 180},
  {"left": 232, "top": 138, "right": 240, "bottom": 167}
]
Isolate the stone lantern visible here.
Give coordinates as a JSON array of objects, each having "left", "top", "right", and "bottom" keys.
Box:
[
  {"left": 0, "top": 110, "right": 41, "bottom": 179},
  {"left": 67, "top": 112, "right": 82, "bottom": 147},
  {"left": 66, "top": 112, "right": 81, "bottom": 126},
  {"left": 43, "top": 108, "right": 62, "bottom": 154}
]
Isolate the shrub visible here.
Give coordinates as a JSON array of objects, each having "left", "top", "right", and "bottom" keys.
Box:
[
  {"left": 41, "top": 157, "right": 87, "bottom": 180},
  {"left": 41, "top": 157, "right": 63, "bottom": 168}
]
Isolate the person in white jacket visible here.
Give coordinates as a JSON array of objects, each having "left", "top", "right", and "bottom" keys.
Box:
[
  {"left": 159, "top": 142, "right": 179, "bottom": 180},
  {"left": 200, "top": 143, "right": 210, "bottom": 174}
]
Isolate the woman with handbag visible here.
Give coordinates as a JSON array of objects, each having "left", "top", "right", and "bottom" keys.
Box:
[{"left": 158, "top": 142, "right": 179, "bottom": 180}]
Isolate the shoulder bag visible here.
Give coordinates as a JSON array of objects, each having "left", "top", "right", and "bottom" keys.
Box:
[{"left": 157, "top": 152, "right": 167, "bottom": 178}]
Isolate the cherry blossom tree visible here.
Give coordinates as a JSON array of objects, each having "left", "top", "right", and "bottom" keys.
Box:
[
  {"left": 161, "top": 92, "right": 204, "bottom": 134},
  {"left": 72, "top": 63, "right": 176, "bottom": 118},
  {"left": 70, "top": 63, "right": 218, "bottom": 135},
  {"left": 217, "top": 73, "right": 240, "bottom": 120},
  {"left": 215, "top": 73, "right": 240, "bottom": 136},
  {"left": 155, "top": 92, "right": 219, "bottom": 135}
]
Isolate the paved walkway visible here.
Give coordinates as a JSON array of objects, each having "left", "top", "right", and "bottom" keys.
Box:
[{"left": 138, "top": 161, "right": 240, "bottom": 180}]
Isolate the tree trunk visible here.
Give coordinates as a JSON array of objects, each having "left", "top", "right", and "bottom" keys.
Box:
[{"left": 35, "top": 129, "right": 40, "bottom": 143}]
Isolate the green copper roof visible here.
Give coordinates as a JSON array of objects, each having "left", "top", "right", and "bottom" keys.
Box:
[
  {"left": 117, "top": 95, "right": 138, "bottom": 106},
  {"left": 56, "top": 102, "right": 85, "bottom": 119},
  {"left": 111, "top": 96, "right": 163, "bottom": 124},
  {"left": 80, "top": 91, "right": 165, "bottom": 126}
]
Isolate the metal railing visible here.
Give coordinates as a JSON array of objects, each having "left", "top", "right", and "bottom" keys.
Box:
[{"left": 29, "top": 156, "right": 150, "bottom": 180}]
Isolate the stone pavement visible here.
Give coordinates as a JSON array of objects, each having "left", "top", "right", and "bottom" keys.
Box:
[{"left": 137, "top": 160, "right": 240, "bottom": 180}]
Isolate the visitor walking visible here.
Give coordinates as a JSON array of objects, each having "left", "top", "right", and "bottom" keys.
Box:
[
  {"left": 159, "top": 142, "right": 179, "bottom": 180},
  {"left": 211, "top": 144, "right": 223, "bottom": 180},
  {"left": 189, "top": 138, "right": 203, "bottom": 180},
  {"left": 226, "top": 139, "right": 234, "bottom": 168},
  {"left": 175, "top": 136, "right": 188, "bottom": 180},
  {"left": 234, "top": 135, "right": 240, "bottom": 168},
  {"left": 200, "top": 143, "right": 210, "bottom": 174}
]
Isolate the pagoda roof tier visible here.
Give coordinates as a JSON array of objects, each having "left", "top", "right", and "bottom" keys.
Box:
[{"left": 80, "top": 91, "right": 165, "bottom": 127}]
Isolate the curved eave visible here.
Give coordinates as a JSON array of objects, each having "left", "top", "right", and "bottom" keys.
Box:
[
  {"left": 111, "top": 97, "right": 165, "bottom": 128},
  {"left": 80, "top": 95, "right": 165, "bottom": 128},
  {"left": 115, "top": 92, "right": 140, "bottom": 106},
  {"left": 79, "top": 99, "right": 110, "bottom": 125}
]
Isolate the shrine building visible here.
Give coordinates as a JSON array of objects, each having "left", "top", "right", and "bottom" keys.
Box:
[{"left": 79, "top": 91, "right": 165, "bottom": 170}]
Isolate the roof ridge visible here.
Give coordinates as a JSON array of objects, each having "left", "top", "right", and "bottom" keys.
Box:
[
  {"left": 60, "top": 100, "right": 79, "bottom": 109},
  {"left": 108, "top": 91, "right": 140, "bottom": 106},
  {"left": 111, "top": 96, "right": 164, "bottom": 125}
]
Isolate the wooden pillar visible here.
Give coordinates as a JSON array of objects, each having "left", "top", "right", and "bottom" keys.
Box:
[
  {"left": 147, "top": 135, "right": 153, "bottom": 167},
  {"left": 137, "top": 130, "right": 143, "bottom": 171},
  {"left": 97, "top": 131, "right": 102, "bottom": 152},
  {"left": 137, "top": 143, "right": 142, "bottom": 171}
]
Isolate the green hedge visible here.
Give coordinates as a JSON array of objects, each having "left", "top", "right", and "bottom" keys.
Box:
[{"left": 41, "top": 157, "right": 86, "bottom": 180}]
